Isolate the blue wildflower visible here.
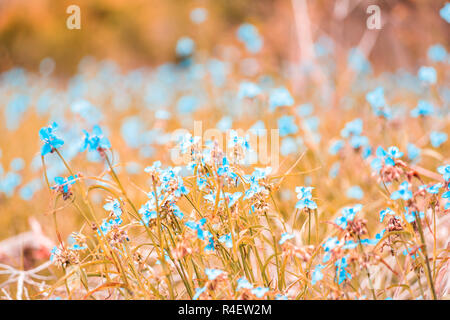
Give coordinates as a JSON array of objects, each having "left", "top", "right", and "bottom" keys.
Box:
[
  {"left": 39, "top": 122, "right": 64, "bottom": 156},
  {"left": 176, "top": 37, "right": 195, "bottom": 57},
  {"left": 440, "top": 3, "right": 450, "bottom": 23},
  {"left": 428, "top": 44, "right": 447, "bottom": 62},
  {"left": 437, "top": 164, "right": 450, "bottom": 181},
  {"left": 269, "top": 87, "right": 294, "bottom": 111},
  {"left": 430, "top": 131, "right": 447, "bottom": 148},
  {"left": 346, "top": 186, "right": 364, "bottom": 199},
  {"left": 81, "top": 125, "right": 111, "bottom": 152},
  {"left": 411, "top": 100, "right": 434, "bottom": 117},
  {"left": 335, "top": 204, "right": 362, "bottom": 229},
  {"left": 391, "top": 181, "right": 413, "bottom": 201},
  {"left": 418, "top": 66, "right": 437, "bottom": 85}
]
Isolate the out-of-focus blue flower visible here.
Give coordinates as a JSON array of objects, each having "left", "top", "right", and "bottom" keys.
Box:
[
  {"left": 269, "top": 87, "right": 294, "bottom": 111},
  {"left": 348, "top": 48, "right": 371, "bottom": 74},
  {"left": 346, "top": 186, "right": 364, "bottom": 199},
  {"left": 251, "top": 287, "right": 269, "bottom": 298},
  {"left": 411, "top": 100, "right": 434, "bottom": 117},
  {"left": 277, "top": 115, "right": 298, "bottom": 136},
  {"left": 236, "top": 277, "right": 253, "bottom": 291},
  {"left": 440, "top": 3, "right": 450, "bottom": 23},
  {"left": 329, "top": 140, "right": 344, "bottom": 155},
  {"left": 391, "top": 181, "right": 412, "bottom": 200},
  {"left": 428, "top": 44, "right": 447, "bottom": 62},
  {"left": 190, "top": 7, "right": 207, "bottom": 24},
  {"left": 311, "top": 264, "right": 324, "bottom": 285},
  {"left": 205, "top": 268, "right": 224, "bottom": 280},
  {"left": 39, "top": 122, "right": 64, "bottom": 156},
  {"left": 329, "top": 162, "right": 340, "bottom": 179},
  {"left": 237, "top": 23, "right": 263, "bottom": 53},
  {"left": 0, "top": 172, "right": 22, "bottom": 197},
  {"left": 366, "top": 87, "right": 385, "bottom": 109},
  {"left": 176, "top": 37, "right": 195, "bottom": 57},
  {"left": 341, "top": 118, "right": 363, "bottom": 138},
  {"left": 430, "top": 131, "right": 447, "bottom": 148},
  {"left": 418, "top": 66, "right": 437, "bottom": 84},
  {"left": 280, "top": 137, "right": 299, "bottom": 156},
  {"left": 407, "top": 143, "right": 421, "bottom": 161},
  {"left": 177, "top": 95, "right": 199, "bottom": 114},
  {"left": 296, "top": 103, "right": 314, "bottom": 117},
  {"left": 238, "top": 81, "right": 262, "bottom": 99},
  {"left": 10, "top": 158, "right": 25, "bottom": 171},
  {"left": 279, "top": 232, "right": 295, "bottom": 245}
]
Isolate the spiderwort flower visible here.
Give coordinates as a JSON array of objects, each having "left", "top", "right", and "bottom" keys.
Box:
[
  {"left": 81, "top": 125, "right": 111, "bottom": 152},
  {"left": 335, "top": 204, "right": 362, "bottom": 229},
  {"left": 52, "top": 175, "right": 77, "bottom": 194},
  {"left": 371, "top": 146, "right": 403, "bottom": 171},
  {"left": 39, "top": 122, "right": 64, "bottom": 156},
  {"left": 103, "top": 198, "right": 122, "bottom": 217},
  {"left": 295, "top": 186, "right": 317, "bottom": 210},
  {"left": 442, "top": 191, "right": 450, "bottom": 210},
  {"left": 438, "top": 164, "right": 450, "bottom": 181},
  {"left": 391, "top": 181, "right": 413, "bottom": 201}
]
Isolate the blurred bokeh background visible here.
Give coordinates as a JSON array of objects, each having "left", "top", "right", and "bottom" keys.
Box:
[{"left": 0, "top": 0, "right": 448, "bottom": 76}]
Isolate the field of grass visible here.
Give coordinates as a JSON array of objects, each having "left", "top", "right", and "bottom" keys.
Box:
[{"left": 0, "top": 0, "right": 449, "bottom": 300}]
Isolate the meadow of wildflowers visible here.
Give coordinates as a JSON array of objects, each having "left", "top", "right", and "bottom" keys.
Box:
[{"left": 0, "top": 1, "right": 449, "bottom": 301}]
